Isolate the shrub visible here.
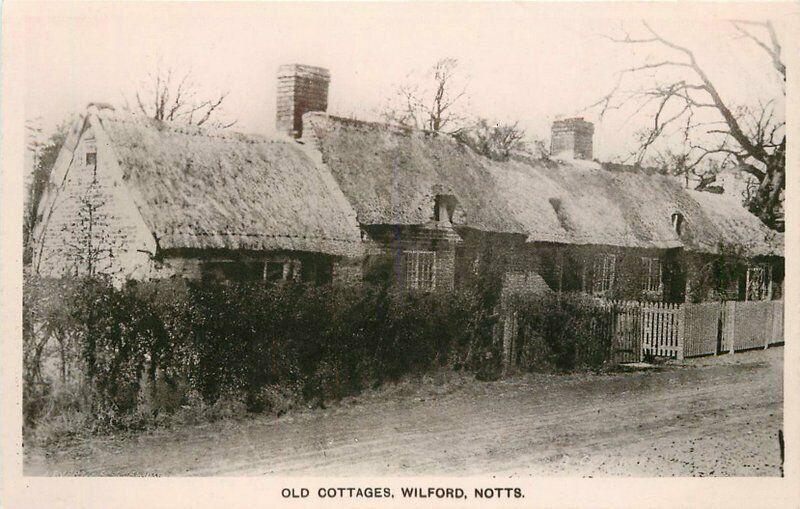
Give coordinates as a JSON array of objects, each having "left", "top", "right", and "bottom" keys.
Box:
[
  {"left": 513, "top": 294, "right": 614, "bottom": 371},
  {"left": 23, "top": 275, "right": 486, "bottom": 437},
  {"left": 23, "top": 272, "right": 616, "bottom": 439}
]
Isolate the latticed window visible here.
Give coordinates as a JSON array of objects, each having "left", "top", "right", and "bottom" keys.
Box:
[
  {"left": 404, "top": 250, "right": 436, "bottom": 291},
  {"left": 592, "top": 254, "right": 616, "bottom": 294},
  {"left": 746, "top": 265, "right": 771, "bottom": 301},
  {"left": 642, "top": 257, "right": 662, "bottom": 292}
]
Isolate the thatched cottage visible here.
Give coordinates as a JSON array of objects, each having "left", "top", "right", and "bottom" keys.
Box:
[
  {"left": 30, "top": 100, "right": 364, "bottom": 285},
  {"left": 31, "top": 64, "right": 784, "bottom": 302}
]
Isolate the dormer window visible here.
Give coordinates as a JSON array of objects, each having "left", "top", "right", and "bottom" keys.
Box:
[
  {"left": 434, "top": 194, "right": 459, "bottom": 223},
  {"left": 671, "top": 212, "right": 684, "bottom": 235}
]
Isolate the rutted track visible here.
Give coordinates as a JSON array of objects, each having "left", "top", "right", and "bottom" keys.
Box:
[{"left": 26, "top": 347, "right": 783, "bottom": 477}]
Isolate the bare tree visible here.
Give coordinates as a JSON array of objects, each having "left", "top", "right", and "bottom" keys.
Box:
[
  {"left": 383, "top": 58, "right": 468, "bottom": 134},
  {"left": 594, "top": 20, "right": 785, "bottom": 230},
  {"left": 456, "top": 118, "right": 527, "bottom": 161},
  {"left": 25, "top": 118, "right": 71, "bottom": 264},
  {"left": 126, "top": 63, "right": 237, "bottom": 128},
  {"left": 651, "top": 148, "right": 723, "bottom": 192},
  {"left": 61, "top": 170, "right": 125, "bottom": 278}
]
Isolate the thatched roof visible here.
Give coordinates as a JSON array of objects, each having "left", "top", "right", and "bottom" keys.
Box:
[
  {"left": 305, "top": 114, "right": 781, "bottom": 257},
  {"left": 91, "top": 108, "right": 362, "bottom": 257}
]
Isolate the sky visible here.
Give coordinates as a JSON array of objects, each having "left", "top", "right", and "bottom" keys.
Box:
[{"left": 22, "top": 2, "right": 789, "bottom": 162}]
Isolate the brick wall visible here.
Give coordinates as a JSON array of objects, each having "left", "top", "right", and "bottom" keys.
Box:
[
  {"left": 276, "top": 64, "right": 330, "bottom": 138},
  {"left": 529, "top": 243, "right": 680, "bottom": 302},
  {"left": 550, "top": 118, "right": 594, "bottom": 160},
  {"left": 332, "top": 256, "right": 363, "bottom": 286},
  {"left": 501, "top": 271, "right": 553, "bottom": 298},
  {"left": 452, "top": 229, "right": 681, "bottom": 302},
  {"left": 362, "top": 224, "right": 461, "bottom": 291}
]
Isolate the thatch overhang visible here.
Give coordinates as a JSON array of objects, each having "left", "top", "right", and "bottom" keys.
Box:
[
  {"left": 92, "top": 109, "right": 364, "bottom": 258},
  {"left": 305, "top": 113, "right": 782, "bottom": 259}
]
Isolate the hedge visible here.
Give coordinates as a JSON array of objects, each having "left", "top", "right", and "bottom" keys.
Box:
[
  {"left": 23, "top": 273, "right": 617, "bottom": 437},
  {"left": 23, "top": 275, "right": 496, "bottom": 431}
]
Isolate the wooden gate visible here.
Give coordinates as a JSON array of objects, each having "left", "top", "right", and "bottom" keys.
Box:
[
  {"left": 610, "top": 301, "right": 642, "bottom": 364},
  {"left": 683, "top": 302, "right": 722, "bottom": 357},
  {"left": 640, "top": 302, "right": 683, "bottom": 359}
]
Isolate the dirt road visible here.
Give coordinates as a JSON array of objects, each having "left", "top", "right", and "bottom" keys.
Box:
[{"left": 26, "top": 347, "right": 783, "bottom": 476}]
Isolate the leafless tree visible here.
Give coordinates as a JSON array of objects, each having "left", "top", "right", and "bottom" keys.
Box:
[
  {"left": 594, "top": 20, "right": 785, "bottom": 230},
  {"left": 61, "top": 171, "right": 124, "bottom": 278},
  {"left": 25, "top": 118, "right": 72, "bottom": 264},
  {"left": 126, "top": 64, "right": 237, "bottom": 128},
  {"left": 383, "top": 58, "right": 468, "bottom": 134},
  {"left": 456, "top": 118, "right": 527, "bottom": 161}
]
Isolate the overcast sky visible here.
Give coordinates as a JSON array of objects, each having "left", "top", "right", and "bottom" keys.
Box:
[{"left": 23, "top": 2, "right": 788, "bottom": 162}]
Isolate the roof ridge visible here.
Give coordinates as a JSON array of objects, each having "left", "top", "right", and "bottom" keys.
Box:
[
  {"left": 165, "top": 231, "right": 362, "bottom": 243},
  {"left": 94, "top": 109, "right": 289, "bottom": 144}
]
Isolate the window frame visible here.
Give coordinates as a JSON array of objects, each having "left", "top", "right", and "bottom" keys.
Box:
[
  {"left": 591, "top": 253, "right": 616, "bottom": 295},
  {"left": 404, "top": 250, "right": 436, "bottom": 291},
  {"left": 641, "top": 257, "right": 662, "bottom": 293},
  {"left": 745, "top": 264, "right": 772, "bottom": 301}
]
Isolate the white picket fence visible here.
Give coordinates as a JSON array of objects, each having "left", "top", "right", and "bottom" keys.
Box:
[
  {"left": 610, "top": 299, "right": 784, "bottom": 361},
  {"left": 503, "top": 298, "right": 784, "bottom": 368}
]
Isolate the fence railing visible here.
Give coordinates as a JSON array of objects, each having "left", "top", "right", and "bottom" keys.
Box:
[
  {"left": 682, "top": 302, "right": 722, "bottom": 357},
  {"left": 503, "top": 297, "right": 783, "bottom": 367},
  {"left": 721, "top": 300, "right": 784, "bottom": 353}
]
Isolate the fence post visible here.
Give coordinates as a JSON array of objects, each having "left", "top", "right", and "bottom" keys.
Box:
[
  {"left": 676, "top": 303, "right": 685, "bottom": 361},
  {"left": 501, "top": 308, "right": 512, "bottom": 375},
  {"left": 765, "top": 301, "right": 773, "bottom": 350},
  {"left": 727, "top": 301, "right": 736, "bottom": 354}
]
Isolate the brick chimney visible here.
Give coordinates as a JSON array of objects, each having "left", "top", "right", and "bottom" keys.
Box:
[
  {"left": 550, "top": 117, "right": 594, "bottom": 160},
  {"left": 276, "top": 64, "right": 330, "bottom": 138}
]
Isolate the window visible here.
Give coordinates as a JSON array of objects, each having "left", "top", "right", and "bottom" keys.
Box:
[
  {"left": 642, "top": 257, "right": 662, "bottom": 292},
  {"left": 86, "top": 151, "right": 97, "bottom": 166},
  {"left": 201, "top": 260, "right": 300, "bottom": 283},
  {"left": 265, "top": 261, "right": 287, "bottom": 282},
  {"left": 746, "top": 264, "right": 772, "bottom": 301},
  {"left": 434, "top": 194, "right": 458, "bottom": 223},
  {"left": 202, "top": 261, "right": 264, "bottom": 282},
  {"left": 404, "top": 250, "right": 436, "bottom": 291},
  {"left": 591, "top": 254, "right": 616, "bottom": 294},
  {"left": 671, "top": 212, "right": 684, "bottom": 235}
]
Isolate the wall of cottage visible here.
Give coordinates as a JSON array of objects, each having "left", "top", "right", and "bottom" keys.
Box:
[
  {"left": 453, "top": 230, "right": 535, "bottom": 291},
  {"left": 361, "top": 225, "right": 460, "bottom": 291},
  {"left": 529, "top": 243, "right": 681, "bottom": 302},
  {"left": 452, "top": 229, "right": 683, "bottom": 303},
  {"left": 151, "top": 249, "right": 337, "bottom": 284},
  {"left": 32, "top": 126, "right": 156, "bottom": 282},
  {"left": 681, "top": 251, "right": 784, "bottom": 302},
  {"left": 332, "top": 256, "right": 364, "bottom": 286}
]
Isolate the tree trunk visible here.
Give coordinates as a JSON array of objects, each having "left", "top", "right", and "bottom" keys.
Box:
[{"left": 749, "top": 156, "right": 785, "bottom": 231}]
